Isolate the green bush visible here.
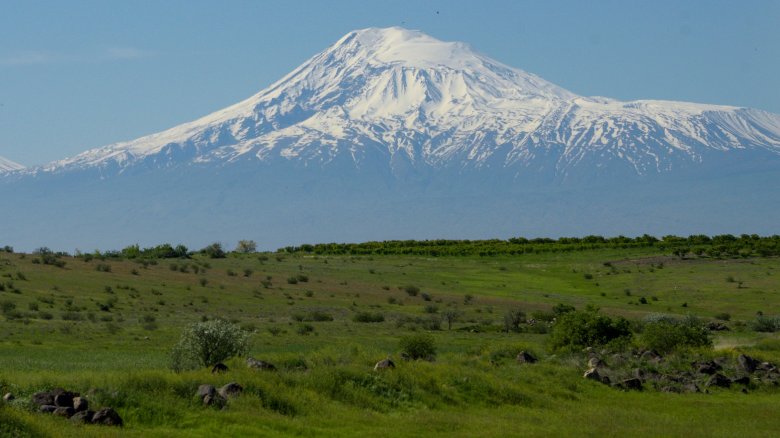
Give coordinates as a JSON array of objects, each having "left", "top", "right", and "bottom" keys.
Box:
[
  {"left": 352, "top": 312, "right": 385, "bottom": 323},
  {"left": 640, "top": 316, "right": 712, "bottom": 353},
  {"left": 549, "top": 307, "right": 631, "bottom": 352},
  {"left": 170, "top": 319, "right": 249, "bottom": 371},
  {"left": 751, "top": 315, "right": 780, "bottom": 332},
  {"left": 400, "top": 333, "right": 436, "bottom": 360}
]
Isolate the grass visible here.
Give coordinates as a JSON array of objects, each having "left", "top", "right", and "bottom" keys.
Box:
[{"left": 1, "top": 248, "right": 779, "bottom": 436}]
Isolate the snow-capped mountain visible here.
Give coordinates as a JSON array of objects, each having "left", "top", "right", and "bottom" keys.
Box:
[
  {"left": 0, "top": 156, "right": 24, "bottom": 172},
  {"left": 35, "top": 27, "right": 780, "bottom": 178},
  {"left": 3, "top": 27, "right": 780, "bottom": 251}
]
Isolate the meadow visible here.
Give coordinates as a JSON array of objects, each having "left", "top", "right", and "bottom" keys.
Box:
[{"left": 1, "top": 243, "right": 779, "bottom": 437}]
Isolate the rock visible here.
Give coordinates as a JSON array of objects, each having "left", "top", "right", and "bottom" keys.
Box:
[
  {"left": 731, "top": 376, "right": 751, "bottom": 386},
  {"left": 202, "top": 394, "right": 225, "bottom": 407},
  {"left": 32, "top": 391, "right": 55, "bottom": 407},
  {"left": 73, "top": 396, "right": 88, "bottom": 412},
  {"left": 632, "top": 368, "right": 645, "bottom": 381},
  {"left": 619, "top": 378, "right": 643, "bottom": 390},
  {"left": 211, "top": 363, "right": 229, "bottom": 374},
  {"left": 516, "top": 351, "right": 537, "bottom": 364},
  {"left": 54, "top": 393, "right": 75, "bottom": 408},
  {"left": 247, "top": 357, "right": 276, "bottom": 371},
  {"left": 640, "top": 350, "right": 661, "bottom": 362},
  {"left": 92, "top": 407, "right": 123, "bottom": 426},
  {"left": 197, "top": 384, "right": 217, "bottom": 400},
  {"left": 218, "top": 382, "right": 243, "bottom": 399},
  {"left": 2, "top": 393, "right": 14, "bottom": 402},
  {"left": 706, "top": 373, "right": 731, "bottom": 388},
  {"left": 582, "top": 368, "right": 609, "bottom": 385},
  {"left": 682, "top": 383, "right": 700, "bottom": 393},
  {"left": 374, "top": 358, "right": 396, "bottom": 370},
  {"left": 39, "top": 405, "right": 57, "bottom": 414},
  {"left": 737, "top": 354, "right": 760, "bottom": 374},
  {"left": 53, "top": 406, "right": 76, "bottom": 418},
  {"left": 70, "top": 410, "right": 95, "bottom": 424},
  {"left": 587, "top": 357, "right": 603, "bottom": 368},
  {"left": 696, "top": 361, "right": 721, "bottom": 375},
  {"left": 707, "top": 322, "right": 729, "bottom": 331}
]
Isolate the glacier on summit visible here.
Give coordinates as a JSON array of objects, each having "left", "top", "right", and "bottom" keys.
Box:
[
  {"left": 3, "top": 27, "right": 780, "bottom": 251},
  {"left": 35, "top": 27, "right": 780, "bottom": 178}
]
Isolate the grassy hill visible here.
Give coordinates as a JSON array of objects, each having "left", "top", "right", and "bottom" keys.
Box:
[{"left": 1, "top": 245, "right": 779, "bottom": 436}]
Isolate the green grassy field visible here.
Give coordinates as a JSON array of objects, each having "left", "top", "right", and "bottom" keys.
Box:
[{"left": 1, "top": 247, "right": 779, "bottom": 437}]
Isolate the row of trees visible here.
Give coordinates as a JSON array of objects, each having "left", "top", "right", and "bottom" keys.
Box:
[{"left": 279, "top": 234, "right": 780, "bottom": 257}]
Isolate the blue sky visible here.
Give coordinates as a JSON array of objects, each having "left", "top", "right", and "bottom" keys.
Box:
[{"left": 1, "top": 0, "right": 778, "bottom": 166}]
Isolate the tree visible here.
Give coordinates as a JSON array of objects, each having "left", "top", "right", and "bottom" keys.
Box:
[
  {"left": 442, "top": 309, "right": 460, "bottom": 330},
  {"left": 170, "top": 319, "right": 249, "bottom": 371},
  {"left": 503, "top": 308, "right": 525, "bottom": 332},
  {"left": 201, "top": 242, "right": 226, "bottom": 259},
  {"left": 236, "top": 240, "right": 257, "bottom": 254}
]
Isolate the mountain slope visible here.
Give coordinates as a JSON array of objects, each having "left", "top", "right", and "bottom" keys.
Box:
[
  {"left": 3, "top": 27, "right": 780, "bottom": 251},
  {"left": 34, "top": 27, "right": 780, "bottom": 179},
  {"left": 0, "top": 156, "right": 24, "bottom": 172}
]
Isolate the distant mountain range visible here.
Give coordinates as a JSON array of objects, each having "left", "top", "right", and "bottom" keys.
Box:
[{"left": 2, "top": 27, "right": 780, "bottom": 251}]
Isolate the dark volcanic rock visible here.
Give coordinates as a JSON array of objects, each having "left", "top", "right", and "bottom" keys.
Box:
[
  {"left": 374, "top": 358, "right": 396, "bottom": 370},
  {"left": 70, "top": 410, "right": 95, "bottom": 424},
  {"left": 53, "top": 406, "right": 76, "bottom": 418},
  {"left": 619, "top": 378, "right": 643, "bottom": 390},
  {"left": 32, "top": 391, "right": 55, "bottom": 407},
  {"left": 516, "top": 351, "right": 538, "bottom": 364},
  {"left": 92, "top": 407, "right": 123, "bottom": 426},
  {"left": 737, "top": 354, "right": 760, "bottom": 374},
  {"left": 211, "top": 362, "right": 229, "bottom": 374},
  {"left": 73, "top": 396, "right": 88, "bottom": 412},
  {"left": 39, "top": 405, "right": 57, "bottom": 414},
  {"left": 54, "top": 393, "right": 75, "bottom": 408},
  {"left": 247, "top": 357, "right": 277, "bottom": 371},
  {"left": 706, "top": 373, "right": 732, "bottom": 388},
  {"left": 218, "top": 382, "right": 243, "bottom": 399}
]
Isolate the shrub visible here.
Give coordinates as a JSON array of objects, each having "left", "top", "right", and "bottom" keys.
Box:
[
  {"left": 503, "top": 309, "right": 525, "bottom": 332},
  {"left": 170, "top": 319, "right": 249, "bottom": 371},
  {"left": 399, "top": 334, "right": 436, "bottom": 360},
  {"left": 714, "top": 312, "right": 731, "bottom": 321},
  {"left": 641, "top": 316, "right": 712, "bottom": 353},
  {"left": 552, "top": 303, "right": 576, "bottom": 316},
  {"left": 751, "top": 315, "right": 780, "bottom": 333},
  {"left": 404, "top": 285, "right": 420, "bottom": 297},
  {"left": 287, "top": 277, "right": 298, "bottom": 285},
  {"left": 549, "top": 307, "right": 632, "bottom": 352},
  {"left": 201, "top": 243, "right": 226, "bottom": 259},
  {"left": 353, "top": 312, "right": 385, "bottom": 323}
]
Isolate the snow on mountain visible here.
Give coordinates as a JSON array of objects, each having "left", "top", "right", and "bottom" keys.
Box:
[
  {"left": 0, "top": 156, "right": 24, "bottom": 172},
  {"left": 36, "top": 27, "right": 780, "bottom": 178}
]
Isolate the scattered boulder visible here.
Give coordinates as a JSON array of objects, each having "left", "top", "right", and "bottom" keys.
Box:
[
  {"left": 706, "top": 373, "right": 731, "bottom": 388},
  {"left": 587, "top": 357, "right": 603, "bottom": 369},
  {"left": 247, "top": 357, "right": 276, "bottom": 371},
  {"left": 54, "top": 392, "right": 75, "bottom": 408},
  {"left": 696, "top": 361, "right": 721, "bottom": 375},
  {"left": 682, "top": 383, "right": 700, "bottom": 393},
  {"left": 73, "top": 396, "right": 88, "bottom": 412},
  {"left": 212, "top": 363, "right": 229, "bottom": 374},
  {"left": 583, "top": 368, "right": 609, "bottom": 384},
  {"left": 618, "top": 378, "right": 643, "bottom": 391},
  {"left": 2, "top": 393, "right": 14, "bottom": 402},
  {"left": 70, "top": 410, "right": 95, "bottom": 425},
  {"left": 516, "top": 351, "right": 537, "bottom": 364},
  {"left": 39, "top": 405, "right": 57, "bottom": 414},
  {"left": 374, "top": 358, "right": 396, "bottom": 370},
  {"left": 53, "top": 406, "right": 76, "bottom": 418},
  {"left": 218, "top": 382, "right": 243, "bottom": 399},
  {"left": 731, "top": 376, "right": 751, "bottom": 386},
  {"left": 737, "top": 354, "right": 760, "bottom": 374},
  {"left": 92, "top": 408, "right": 123, "bottom": 427},
  {"left": 640, "top": 350, "right": 661, "bottom": 362},
  {"left": 32, "top": 391, "right": 55, "bottom": 407},
  {"left": 197, "top": 384, "right": 226, "bottom": 406},
  {"left": 707, "top": 322, "right": 729, "bottom": 331}
]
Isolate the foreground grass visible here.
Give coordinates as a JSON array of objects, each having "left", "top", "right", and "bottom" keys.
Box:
[{"left": 1, "top": 249, "right": 780, "bottom": 436}]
